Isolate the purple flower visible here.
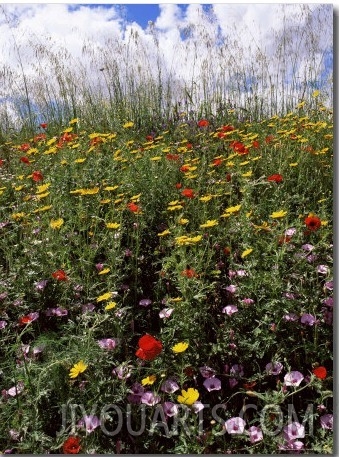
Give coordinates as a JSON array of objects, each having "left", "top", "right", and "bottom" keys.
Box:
[
  {"left": 112, "top": 364, "right": 133, "bottom": 380},
  {"left": 141, "top": 391, "right": 161, "bottom": 406},
  {"left": 222, "top": 305, "right": 238, "bottom": 316},
  {"left": 284, "top": 292, "right": 296, "bottom": 300},
  {"left": 34, "top": 280, "right": 48, "bottom": 291},
  {"left": 127, "top": 383, "right": 145, "bottom": 404},
  {"left": 279, "top": 440, "right": 304, "bottom": 452},
  {"left": 139, "top": 298, "right": 152, "bottom": 307},
  {"left": 77, "top": 415, "right": 101, "bottom": 434},
  {"left": 27, "top": 312, "right": 39, "bottom": 322},
  {"left": 317, "top": 265, "right": 329, "bottom": 275},
  {"left": 285, "top": 227, "right": 296, "bottom": 236},
  {"left": 82, "top": 303, "right": 96, "bottom": 313},
  {"left": 283, "top": 422, "right": 305, "bottom": 441},
  {"left": 97, "top": 338, "right": 118, "bottom": 350},
  {"left": 306, "top": 254, "right": 318, "bottom": 263},
  {"left": 159, "top": 308, "right": 174, "bottom": 318},
  {"left": 284, "top": 371, "right": 304, "bottom": 386},
  {"left": 230, "top": 364, "right": 244, "bottom": 377},
  {"left": 161, "top": 379, "right": 179, "bottom": 394},
  {"left": 225, "top": 284, "right": 237, "bottom": 294},
  {"left": 199, "top": 365, "right": 216, "bottom": 378},
  {"left": 265, "top": 362, "right": 283, "bottom": 375},
  {"left": 283, "top": 313, "right": 299, "bottom": 322},
  {"left": 301, "top": 243, "right": 314, "bottom": 252},
  {"left": 163, "top": 402, "right": 179, "bottom": 417},
  {"left": 225, "top": 417, "right": 246, "bottom": 434},
  {"left": 300, "top": 313, "right": 318, "bottom": 326},
  {"left": 7, "top": 381, "right": 24, "bottom": 397},
  {"left": 248, "top": 425, "right": 263, "bottom": 443},
  {"left": 322, "top": 297, "right": 333, "bottom": 307},
  {"left": 0, "top": 320, "right": 7, "bottom": 330},
  {"left": 320, "top": 414, "right": 333, "bottom": 430},
  {"left": 203, "top": 377, "right": 221, "bottom": 391},
  {"left": 0, "top": 292, "right": 8, "bottom": 301},
  {"left": 229, "top": 378, "right": 238, "bottom": 389},
  {"left": 54, "top": 307, "right": 68, "bottom": 316},
  {"left": 95, "top": 263, "right": 104, "bottom": 271},
  {"left": 236, "top": 269, "right": 247, "bottom": 277},
  {"left": 324, "top": 280, "right": 333, "bottom": 291},
  {"left": 242, "top": 298, "right": 254, "bottom": 305},
  {"left": 322, "top": 308, "right": 333, "bottom": 325},
  {"left": 191, "top": 401, "right": 205, "bottom": 413}
]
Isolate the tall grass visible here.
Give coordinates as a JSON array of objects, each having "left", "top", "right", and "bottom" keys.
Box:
[{"left": 0, "top": 4, "right": 333, "bottom": 137}]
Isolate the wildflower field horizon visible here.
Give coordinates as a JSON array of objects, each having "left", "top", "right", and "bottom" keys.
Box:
[{"left": 0, "top": 90, "right": 333, "bottom": 454}]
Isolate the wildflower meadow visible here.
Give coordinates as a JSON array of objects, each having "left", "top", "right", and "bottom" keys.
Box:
[{"left": 0, "top": 3, "right": 334, "bottom": 455}]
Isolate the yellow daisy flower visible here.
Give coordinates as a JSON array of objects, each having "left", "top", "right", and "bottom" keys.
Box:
[
  {"left": 177, "top": 388, "right": 199, "bottom": 406},
  {"left": 270, "top": 210, "right": 288, "bottom": 219},
  {"left": 69, "top": 360, "right": 87, "bottom": 379},
  {"left": 172, "top": 342, "right": 189, "bottom": 353}
]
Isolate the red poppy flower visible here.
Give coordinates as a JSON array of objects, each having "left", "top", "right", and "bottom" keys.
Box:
[
  {"left": 62, "top": 436, "right": 81, "bottom": 454},
  {"left": 19, "top": 143, "right": 30, "bottom": 152},
  {"left": 18, "top": 315, "right": 33, "bottom": 326},
  {"left": 186, "top": 143, "right": 193, "bottom": 149},
  {"left": 225, "top": 173, "right": 232, "bottom": 182},
  {"left": 212, "top": 158, "right": 222, "bottom": 166},
  {"left": 33, "top": 133, "right": 46, "bottom": 142},
  {"left": 146, "top": 135, "right": 154, "bottom": 141},
  {"left": 181, "top": 188, "right": 195, "bottom": 199},
  {"left": 304, "top": 215, "right": 321, "bottom": 232},
  {"left": 265, "top": 135, "right": 274, "bottom": 144},
  {"left": 90, "top": 136, "right": 104, "bottom": 146},
  {"left": 0, "top": 159, "right": 4, "bottom": 167},
  {"left": 127, "top": 202, "right": 141, "bottom": 213},
  {"left": 166, "top": 153, "right": 180, "bottom": 161},
  {"left": 52, "top": 269, "right": 68, "bottom": 281},
  {"left": 181, "top": 268, "right": 198, "bottom": 278},
  {"left": 135, "top": 334, "right": 162, "bottom": 361},
  {"left": 252, "top": 140, "right": 260, "bottom": 149},
  {"left": 180, "top": 165, "right": 190, "bottom": 173},
  {"left": 175, "top": 183, "right": 182, "bottom": 189},
  {"left": 40, "top": 123, "right": 48, "bottom": 129},
  {"left": 32, "top": 171, "right": 43, "bottom": 182},
  {"left": 312, "top": 366, "right": 327, "bottom": 380},
  {"left": 230, "top": 141, "right": 248, "bottom": 155},
  {"left": 221, "top": 125, "right": 234, "bottom": 132},
  {"left": 267, "top": 174, "right": 283, "bottom": 183},
  {"left": 197, "top": 119, "right": 209, "bottom": 128},
  {"left": 20, "top": 156, "right": 31, "bottom": 164}
]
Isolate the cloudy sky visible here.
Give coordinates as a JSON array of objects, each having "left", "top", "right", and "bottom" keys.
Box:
[{"left": 0, "top": 2, "right": 334, "bottom": 124}]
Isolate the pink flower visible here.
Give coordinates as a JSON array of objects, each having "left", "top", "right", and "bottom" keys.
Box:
[
  {"left": 242, "top": 298, "right": 254, "bottom": 305},
  {"left": 300, "top": 313, "right": 318, "bottom": 326},
  {"left": 320, "top": 414, "right": 333, "bottom": 430},
  {"left": 163, "top": 402, "right": 179, "bottom": 417},
  {"left": 77, "top": 415, "right": 101, "bottom": 434},
  {"left": 141, "top": 391, "right": 161, "bottom": 406},
  {"left": 203, "top": 377, "right": 221, "bottom": 391},
  {"left": 283, "top": 422, "right": 305, "bottom": 441},
  {"left": 199, "top": 366, "right": 216, "bottom": 378},
  {"left": 317, "top": 264, "right": 329, "bottom": 275},
  {"left": 265, "top": 362, "right": 283, "bottom": 375},
  {"left": 225, "top": 284, "right": 237, "bottom": 294},
  {"left": 222, "top": 305, "right": 238, "bottom": 316},
  {"left": 97, "top": 338, "right": 118, "bottom": 350},
  {"left": 248, "top": 426, "right": 263, "bottom": 443},
  {"left": 284, "top": 371, "right": 304, "bottom": 386},
  {"left": 159, "top": 308, "right": 174, "bottom": 319},
  {"left": 225, "top": 417, "right": 246, "bottom": 434},
  {"left": 161, "top": 379, "right": 179, "bottom": 394}
]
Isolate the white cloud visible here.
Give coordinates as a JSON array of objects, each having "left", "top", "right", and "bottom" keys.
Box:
[{"left": 0, "top": 3, "right": 333, "bottom": 127}]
